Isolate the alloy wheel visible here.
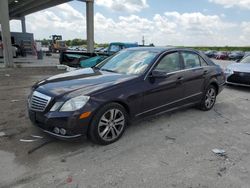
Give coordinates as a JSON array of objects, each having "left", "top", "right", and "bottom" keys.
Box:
[
  {"left": 98, "top": 109, "right": 125, "bottom": 141},
  {"left": 205, "top": 88, "right": 216, "bottom": 109}
]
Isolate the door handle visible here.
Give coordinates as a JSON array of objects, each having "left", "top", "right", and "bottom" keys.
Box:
[
  {"left": 203, "top": 70, "right": 208, "bottom": 75},
  {"left": 177, "top": 76, "right": 184, "bottom": 84}
]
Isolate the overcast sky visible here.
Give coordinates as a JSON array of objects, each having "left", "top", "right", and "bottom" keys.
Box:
[{"left": 9, "top": 0, "right": 250, "bottom": 46}]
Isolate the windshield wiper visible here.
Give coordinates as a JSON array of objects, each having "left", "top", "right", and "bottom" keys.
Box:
[{"left": 100, "top": 68, "right": 117, "bottom": 73}]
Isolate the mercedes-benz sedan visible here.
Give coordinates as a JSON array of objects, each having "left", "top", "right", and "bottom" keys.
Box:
[
  {"left": 28, "top": 48, "right": 225, "bottom": 145},
  {"left": 225, "top": 54, "right": 250, "bottom": 87}
]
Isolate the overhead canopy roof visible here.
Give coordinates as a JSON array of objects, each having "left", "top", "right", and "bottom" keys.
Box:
[
  {"left": 1, "top": 0, "right": 94, "bottom": 67},
  {"left": 8, "top": 0, "right": 74, "bottom": 19}
]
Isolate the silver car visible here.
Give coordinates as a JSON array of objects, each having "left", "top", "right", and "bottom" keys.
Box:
[{"left": 225, "top": 55, "right": 250, "bottom": 87}]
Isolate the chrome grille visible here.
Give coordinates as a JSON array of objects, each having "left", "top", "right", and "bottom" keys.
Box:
[{"left": 29, "top": 91, "right": 51, "bottom": 112}]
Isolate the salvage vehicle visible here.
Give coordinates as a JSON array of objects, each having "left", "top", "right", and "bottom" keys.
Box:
[
  {"left": 215, "top": 51, "right": 228, "bottom": 60},
  {"left": 28, "top": 47, "right": 225, "bottom": 145},
  {"left": 59, "top": 42, "right": 138, "bottom": 68},
  {"left": 228, "top": 51, "right": 245, "bottom": 61},
  {"left": 205, "top": 50, "right": 217, "bottom": 58},
  {"left": 225, "top": 54, "right": 250, "bottom": 87}
]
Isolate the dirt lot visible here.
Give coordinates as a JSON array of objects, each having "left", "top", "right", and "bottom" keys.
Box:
[{"left": 0, "top": 64, "right": 250, "bottom": 188}]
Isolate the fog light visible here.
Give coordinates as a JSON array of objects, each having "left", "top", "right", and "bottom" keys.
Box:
[
  {"left": 60, "top": 128, "right": 66, "bottom": 135},
  {"left": 54, "top": 127, "right": 60, "bottom": 134}
]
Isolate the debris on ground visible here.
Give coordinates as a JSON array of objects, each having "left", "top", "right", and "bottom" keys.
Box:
[
  {"left": 0, "top": 132, "right": 6, "bottom": 137},
  {"left": 5, "top": 74, "right": 10, "bottom": 77},
  {"left": 11, "top": 99, "right": 20, "bottom": 103},
  {"left": 20, "top": 139, "right": 38, "bottom": 142},
  {"left": 212, "top": 148, "right": 226, "bottom": 156},
  {"left": 165, "top": 135, "right": 176, "bottom": 141},
  {"left": 31, "top": 135, "right": 43, "bottom": 139},
  {"left": 244, "top": 132, "right": 250, "bottom": 135},
  {"left": 165, "top": 135, "right": 176, "bottom": 144}
]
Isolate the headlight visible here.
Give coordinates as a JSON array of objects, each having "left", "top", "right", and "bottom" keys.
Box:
[
  {"left": 50, "top": 96, "right": 90, "bottom": 112},
  {"left": 224, "top": 68, "right": 234, "bottom": 74}
]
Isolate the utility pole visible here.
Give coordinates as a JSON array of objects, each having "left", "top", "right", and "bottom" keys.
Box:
[
  {"left": 86, "top": 0, "right": 94, "bottom": 53},
  {"left": 142, "top": 36, "right": 145, "bottom": 46}
]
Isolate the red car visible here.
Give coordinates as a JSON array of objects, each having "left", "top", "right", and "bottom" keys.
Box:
[{"left": 215, "top": 51, "right": 228, "bottom": 60}]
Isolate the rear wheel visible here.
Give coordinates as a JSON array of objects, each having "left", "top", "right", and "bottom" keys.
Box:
[
  {"left": 88, "top": 103, "right": 128, "bottom": 145},
  {"left": 199, "top": 85, "right": 217, "bottom": 111}
]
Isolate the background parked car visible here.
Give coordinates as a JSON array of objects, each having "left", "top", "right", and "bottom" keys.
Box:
[
  {"left": 225, "top": 54, "right": 250, "bottom": 87},
  {"left": 94, "top": 47, "right": 105, "bottom": 52},
  {"left": 215, "top": 51, "right": 228, "bottom": 60},
  {"left": 205, "top": 50, "right": 217, "bottom": 58},
  {"left": 60, "top": 42, "right": 139, "bottom": 68},
  {"left": 228, "top": 51, "right": 245, "bottom": 61}
]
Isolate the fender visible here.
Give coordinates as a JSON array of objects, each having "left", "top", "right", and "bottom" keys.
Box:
[{"left": 205, "top": 77, "right": 219, "bottom": 94}]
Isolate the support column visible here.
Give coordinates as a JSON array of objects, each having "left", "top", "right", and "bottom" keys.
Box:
[
  {"left": 21, "top": 17, "right": 26, "bottom": 33},
  {"left": 0, "top": 0, "right": 14, "bottom": 68},
  {"left": 86, "top": 0, "right": 94, "bottom": 53}
]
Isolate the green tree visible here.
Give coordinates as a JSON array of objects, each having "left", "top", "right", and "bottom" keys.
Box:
[{"left": 70, "top": 39, "right": 87, "bottom": 46}]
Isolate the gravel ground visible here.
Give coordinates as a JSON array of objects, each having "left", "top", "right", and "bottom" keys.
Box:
[{"left": 0, "top": 61, "right": 250, "bottom": 188}]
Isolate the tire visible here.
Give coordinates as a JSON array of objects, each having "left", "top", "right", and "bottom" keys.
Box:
[
  {"left": 199, "top": 85, "right": 217, "bottom": 111},
  {"left": 88, "top": 103, "right": 129, "bottom": 145}
]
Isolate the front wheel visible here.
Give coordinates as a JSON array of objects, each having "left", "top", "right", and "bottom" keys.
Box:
[
  {"left": 199, "top": 85, "right": 217, "bottom": 111},
  {"left": 88, "top": 103, "right": 129, "bottom": 145}
]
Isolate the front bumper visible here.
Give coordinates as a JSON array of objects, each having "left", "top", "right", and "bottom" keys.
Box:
[
  {"left": 226, "top": 72, "right": 250, "bottom": 87},
  {"left": 28, "top": 109, "right": 91, "bottom": 139}
]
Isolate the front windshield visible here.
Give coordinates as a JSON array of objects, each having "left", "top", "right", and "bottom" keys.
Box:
[
  {"left": 97, "top": 50, "right": 158, "bottom": 75},
  {"left": 241, "top": 56, "right": 250, "bottom": 63}
]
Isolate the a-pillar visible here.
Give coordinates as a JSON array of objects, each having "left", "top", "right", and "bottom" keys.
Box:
[
  {"left": 0, "top": 0, "right": 14, "bottom": 68},
  {"left": 86, "top": 0, "right": 94, "bottom": 53}
]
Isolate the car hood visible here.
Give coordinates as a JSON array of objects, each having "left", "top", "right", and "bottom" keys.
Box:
[
  {"left": 35, "top": 68, "right": 137, "bottom": 97},
  {"left": 227, "top": 63, "right": 250, "bottom": 73}
]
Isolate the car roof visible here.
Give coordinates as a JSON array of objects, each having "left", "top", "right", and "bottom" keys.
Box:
[{"left": 126, "top": 47, "right": 201, "bottom": 54}]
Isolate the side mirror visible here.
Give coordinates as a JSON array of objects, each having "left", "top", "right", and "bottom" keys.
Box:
[{"left": 150, "top": 70, "right": 168, "bottom": 78}]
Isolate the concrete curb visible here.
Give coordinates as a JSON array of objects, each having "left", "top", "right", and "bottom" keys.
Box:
[{"left": 0, "top": 63, "right": 58, "bottom": 69}]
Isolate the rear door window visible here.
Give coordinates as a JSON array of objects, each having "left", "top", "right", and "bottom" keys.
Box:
[
  {"left": 181, "top": 52, "right": 201, "bottom": 69},
  {"left": 199, "top": 57, "right": 208, "bottom": 66}
]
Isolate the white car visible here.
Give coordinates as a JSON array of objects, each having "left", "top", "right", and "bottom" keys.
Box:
[{"left": 225, "top": 55, "right": 250, "bottom": 87}]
